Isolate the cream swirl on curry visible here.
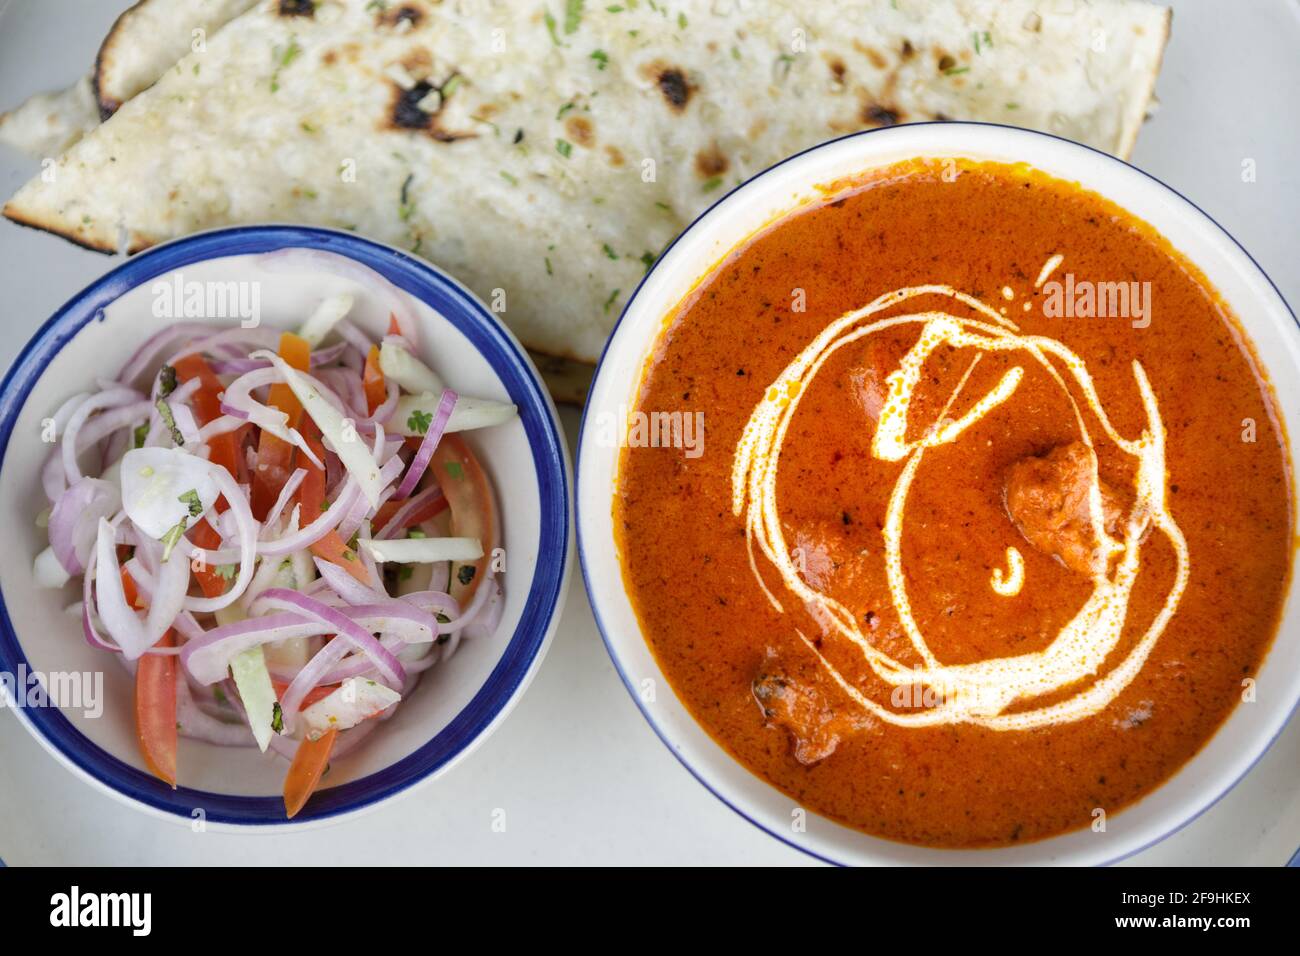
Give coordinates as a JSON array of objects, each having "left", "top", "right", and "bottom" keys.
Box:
[{"left": 731, "top": 282, "right": 1190, "bottom": 730}]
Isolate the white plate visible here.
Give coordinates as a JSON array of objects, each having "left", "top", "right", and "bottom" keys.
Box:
[{"left": 0, "top": 0, "right": 1295, "bottom": 865}]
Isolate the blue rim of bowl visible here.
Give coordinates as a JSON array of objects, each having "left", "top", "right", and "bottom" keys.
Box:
[
  {"left": 0, "top": 225, "right": 569, "bottom": 825},
  {"left": 576, "top": 120, "right": 1300, "bottom": 867}
]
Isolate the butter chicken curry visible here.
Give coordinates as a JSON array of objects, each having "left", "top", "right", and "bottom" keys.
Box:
[{"left": 614, "top": 159, "right": 1292, "bottom": 847}]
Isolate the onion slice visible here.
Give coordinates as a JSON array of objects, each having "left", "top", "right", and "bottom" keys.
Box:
[
  {"left": 300, "top": 679, "right": 400, "bottom": 739},
  {"left": 379, "top": 340, "right": 444, "bottom": 395},
  {"left": 394, "top": 388, "right": 457, "bottom": 498},
  {"left": 93, "top": 518, "right": 152, "bottom": 660},
  {"left": 250, "top": 589, "right": 406, "bottom": 688},
  {"left": 181, "top": 464, "right": 258, "bottom": 613},
  {"left": 298, "top": 294, "right": 354, "bottom": 347},
  {"left": 360, "top": 536, "right": 483, "bottom": 565},
  {"left": 391, "top": 392, "right": 516, "bottom": 438},
  {"left": 48, "top": 477, "right": 120, "bottom": 575},
  {"left": 252, "top": 350, "right": 388, "bottom": 508}
]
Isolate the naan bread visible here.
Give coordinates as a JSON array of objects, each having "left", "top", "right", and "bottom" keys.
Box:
[
  {"left": 0, "top": 0, "right": 256, "bottom": 159},
  {"left": 3, "top": 0, "right": 1169, "bottom": 365},
  {"left": 0, "top": 76, "right": 100, "bottom": 159},
  {"left": 95, "top": 0, "right": 259, "bottom": 116}
]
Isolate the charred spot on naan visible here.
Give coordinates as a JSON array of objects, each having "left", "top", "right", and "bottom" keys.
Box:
[
  {"left": 825, "top": 54, "right": 848, "bottom": 86},
  {"left": 277, "top": 0, "right": 316, "bottom": 17},
  {"left": 694, "top": 143, "right": 729, "bottom": 179},
  {"left": 386, "top": 76, "right": 476, "bottom": 141},
  {"left": 860, "top": 45, "right": 889, "bottom": 70},
  {"left": 401, "top": 47, "right": 434, "bottom": 77},
  {"left": 376, "top": 3, "right": 424, "bottom": 29},
  {"left": 641, "top": 60, "right": 695, "bottom": 112},
  {"left": 563, "top": 115, "right": 595, "bottom": 149},
  {"left": 862, "top": 103, "right": 902, "bottom": 127}
]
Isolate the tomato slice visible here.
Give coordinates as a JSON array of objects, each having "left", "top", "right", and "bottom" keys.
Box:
[
  {"left": 135, "top": 629, "right": 178, "bottom": 788},
  {"left": 188, "top": 518, "right": 230, "bottom": 599},
  {"left": 173, "top": 354, "right": 240, "bottom": 488},
  {"left": 283, "top": 728, "right": 337, "bottom": 819},
  {"left": 372, "top": 490, "right": 449, "bottom": 536},
  {"left": 430, "top": 435, "right": 497, "bottom": 605},
  {"left": 297, "top": 419, "right": 370, "bottom": 583},
  {"left": 271, "top": 680, "right": 338, "bottom": 711},
  {"left": 363, "top": 344, "right": 386, "bottom": 415},
  {"left": 250, "top": 333, "right": 311, "bottom": 520},
  {"left": 120, "top": 567, "right": 145, "bottom": 611}
]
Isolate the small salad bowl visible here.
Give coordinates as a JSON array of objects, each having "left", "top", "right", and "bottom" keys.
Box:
[{"left": 0, "top": 226, "right": 571, "bottom": 828}]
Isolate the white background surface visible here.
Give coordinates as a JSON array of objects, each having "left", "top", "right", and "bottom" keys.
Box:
[{"left": 0, "top": 0, "right": 1296, "bottom": 866}]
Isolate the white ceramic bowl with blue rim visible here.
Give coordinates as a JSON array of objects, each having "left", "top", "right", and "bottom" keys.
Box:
[
  {"left": 0, "top": 225, "right": 572, "bottom": 828},
  {"left": 577, "top": 122, "right": 1300, "bottom": 866}
]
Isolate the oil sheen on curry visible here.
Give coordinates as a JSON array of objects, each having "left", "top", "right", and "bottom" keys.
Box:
[{"left": 614, "top": 159, "right": 1292, "bottom": 848}]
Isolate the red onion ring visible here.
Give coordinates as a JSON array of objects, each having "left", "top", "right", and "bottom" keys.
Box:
[
  {"left": 250, "top": 588, "right": 406, "bottom": 689},
  {"left": 394, "top": 389, "right": 457, "bottom": 499},
  {"left": 374, "top": 484, "right": 445, "bottom": 540},
  {"left": 49, "top": 478, "right": 118, "bottom": 574},
  {"left": 181, "top": 464, "right": 258, "bottom": 613},
  {"left": 181, "top": 612, "right": 336, "bottom": 685},
  {"left": 61, "top": 388, "right": 143, "bottom": 484},
  {"left": 117, "top": 322, "right": 225, "bottom": 385}
]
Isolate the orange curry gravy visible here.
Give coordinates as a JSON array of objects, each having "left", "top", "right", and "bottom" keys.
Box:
[{"left": 614, "top": 159, "right": 1292, "bottom": 848}]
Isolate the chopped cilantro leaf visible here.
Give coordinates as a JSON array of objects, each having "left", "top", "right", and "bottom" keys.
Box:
[
  {"left": 544, "top": 10, "right": 562, "bottom": 45},
  {"left": 399, "top": 173, "right": 416, "bottom": 221},
  {"left": 407, "top": 409, "right": 433, "bottom": 434},
  {"left": 155, "top": 399, "right": 184, "bottom": 446},
  {"left": 158, "top": 364, "right": 178, "bottom": 397},
  {"left": 159, "top": 518, "right": 188, "bottom": 561},
  {"left": 564, "top": 0, "right": 584, "bottom": 34}
]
